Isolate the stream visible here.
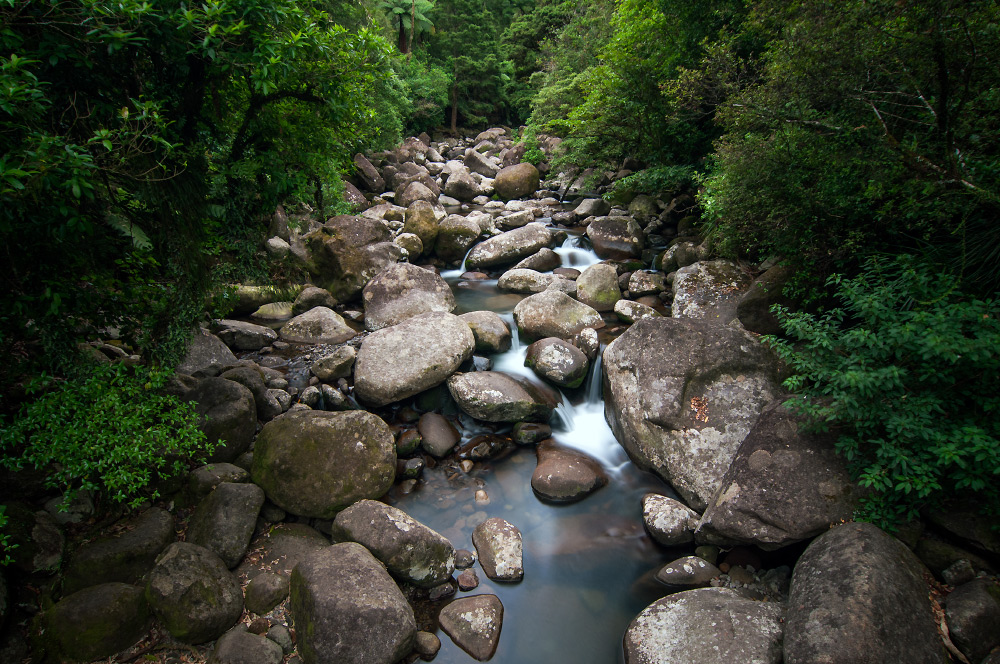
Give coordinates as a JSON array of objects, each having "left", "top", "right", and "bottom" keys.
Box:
[{"left": 386, "top": 232, "right": 675, "bottom": 663}]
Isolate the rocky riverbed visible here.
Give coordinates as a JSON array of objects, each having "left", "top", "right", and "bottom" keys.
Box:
[{"left": 4, "top": 128, "right": 999, "bottom": 664}]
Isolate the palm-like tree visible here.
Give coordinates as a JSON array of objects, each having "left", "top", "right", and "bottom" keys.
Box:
[{"left": 379, "top": 0, "right": 435, "bottom": 54}]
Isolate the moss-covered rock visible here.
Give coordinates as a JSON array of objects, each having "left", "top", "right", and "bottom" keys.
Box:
[
  {"left": 36, "top": 583, "right": 150, "bottom": 662},
  {"left": 251, "top": 410, "right": 396, "bottom": 519},
  {"left": 493, "top": 162, "right": 540, "bottom": 201}
]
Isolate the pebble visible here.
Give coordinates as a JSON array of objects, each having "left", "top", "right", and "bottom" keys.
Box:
[
  {"left": 457, "top": 569, "right": 480, "bottom": 591},
  {"left": 475, "top": 490, "right": 490, "bottom": 505},
  {"left": 415, "top": 631, "right": 441, "bottom": 660},
  {"left": 455, "top": 549, "right": 477, "bottom": 569}
]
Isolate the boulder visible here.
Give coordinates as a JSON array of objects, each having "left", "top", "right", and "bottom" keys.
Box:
[
  {"left": 403, "top": 200, "right": 440, "bottom": 252},
  {"left": 291, "top": 286, "right": 337, "bottom": 315},
  {"left": 524, "top": 338, "right": 589, "bottom": 388},
  {"left": 465, "top": 148, "right": 500, "bottom": 178},
  {"left": 655, "top": 556, "right": 721, "bottom": 587},
  {"left": 628, "top": 194, "right": 659, "bottom": 219},
  {"left": 736, "top": 264, "right": 795, "bottom": 335},
  {"left": 362, "top": 263, "right": 455, "bottom": 331},
  {"left": 572, "top": 198, "right": 611, "bottom": 219},
  {"left": 658, "top": 240, "right": 702, "bottom": 272},
  {"left": 436, "top": 215, "right": 481, "bottom": 263},
  {"left": 290, "top": 543, "right": 416, "bottom": 664},
  {"left": 614, "top": 299, "right": 662, "bottom": 323},
  {"left": 251, "top": 410, "right": 395, "bottom": 519},
  {"left": 353, "top": 153, "right": 385, "bottom": 192},
  {"left": 310, "top": 346, "right": 356, "bottom": 382},
  {"left": 251, "top": 301, "right": 293, "bottom": 321},
  {"left": 513, "top": 290, "right": 604, "bottom": 341},
  {"left": 448, "top": 371, "right": 556, "bottom": 423},
  {"left": 472, "top": 517, "right": 523, "bottom": 582},
  {"left": 145, "top": 542, "right": 244, "bottom": 644},
  {"left": 187, "top": 377, "right": 256, "bottom": 463},
  {"left": 586, "top": 216, "right": 644, "bottom": 259},
  {"left": 219, "top": 366, "right": 282, "bottom": 422},
  {"left": 62, "top": 507, "right": 175, "bottom": 595},
  {"left": 465, "top": 223, "right": 553, "bottom": 270},
  {"left": 208, "top": 629, "right": 283, "bottom": 664},
  {"left": 177, "top": 329, "right": 238, "bottom": 377},
  {"left": 672, "top": 259, "right": 751, "bottom": 323},
  {"left": 443, "top": 163, "right": 481, "bottom": 201},
  {"left": 623, "top": 588, "right": 784, "bottom": 664},
  {"left": 213, "top": 320, "right": 278, "bottom": 351},
  {"left": 279, "top": 307, "right": 356, "bottom": 344},
  {"left": 394, "top": 232, "right": 423, "bottom": 258},
  {"left": 531, "top": 440, "right": 607, "bottom": 502},
  {"left": 493, "top": 163, "right": 540, "bottom": 201},
  {"left": 497, "top": 268, "right": 575, "bottom": 295},
  {"left": 460, "top": 311, "right": 512, "bottom": 353},
  {"left": 642, "top": 494, "right": 699, "bottom": 547},
  {"left": 511, "top": 247, "right": 561, "bottom": 272},
  {"left": 304, "top": 215, "right": 405, "bottom": 302},
  {"left": 342, "top": 181, "right": 369, "bottom": 213},
  {"left": 2, "top": 504, "right": 64, "bottom": 575},
  {"left": 575, "top": 263, "right": 621, "bottom": 312},
  {"left": 602, "top": 317, "right": 781, "bottom": 510},
  {"left": 333, "top": 499, "right": 456, "bottom": 587},
  {"left": 697, "top": 400, "right": 858, "bottom": 549},
  {"left": 439, "top": 595, "right": 504, "bottom": 661},
  {"left": 243, "top": 572, "right": 289, "bottom": 616},
  {"left": 418, "top": 412, "right": 461, "bottom": 457},
  {"left": 628, "top": 270, "right": 668, "bottom": 296},
  {"left": 236, "top": 523, "right": 330, "bottom": 582},
  {"left": 354, "top": 311, "right": 475, "bottom": 407},
  {"left": 945, "top": 579, "right": 1000, "bottom": 664},
  {"left": 784, "top": 522, "right": 948, "bottom": 664},
  {"left": 496, "top": 209, "right": 534, "bottom": 231},
  {"left": 398, "top": 180, "right": 438, "bottom": 207},
  {"left": 37, "top": 583, "right": 149, "bottom": 663},
  {"left": 186, "top": 482, "right": 265, "bottom": 568}
]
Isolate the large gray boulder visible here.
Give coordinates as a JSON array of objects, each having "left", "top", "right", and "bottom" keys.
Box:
[
  {"left": 402, "top": 200, "right": 440, "bottom": 253},
  {"left": 37, "top": 583, "right": 150, "bottom": 663},
  {"left": 497, "top": 268, "right": 575, "bottom": 295},
  {"left": 354, "top": 311, "right": 475, "bottom": 407},
  {"left": 186, "top": 482, "right": 265, "bottom": 568},
  {"left": 333, "top": 499, "right": 456, "bottom": 587},
  {"left": 460, "top": 311, "right": 512, "bottom": 353},
  {"left": 573, "top": 197, "right": 610, "bottom": 220},
  {"left": 603, "top": 317, "right": 780, "bottom": 510},
  {"left": 145, "top": 542, "right": 244, "bottom": 644},
  {"left": 448, "top": 371, "right": 556, "bottom": 423},
  {"left": 513, "top": 290, "right": 604, "bottom": 341},
  {"left": 177, "top": 328, "right": 238, "bottom": 377},
  {"left": 219, "top": 366, "right": 282, "bottom": 422},
  {"left": 443, "top": 163, "right": 482, "bottom": 201},
  {"left": 236, "top": 523, "right": 330, "bottom": 582},
  {"left": 575, "top": 263, "right": 621, "bottom": 312},
  {"left": 465, "top": 223, "right": 553, "bottom": 270},
  {"left": 784, "top": 522, "right": 948, "bottom": 664},
  {"left": 213, "top": 320, "right": 278, "bottom": 351},
  {"left": 362, "top": 263, "right": 455, "bottom": 331},
  {"left": 353, "top": 153, "right": 385, "bottom": 193},
  {"left": 524, "top": 338, "right": 589, "bottom": 388},
  {"left": 642, "top": 494, "right": 699, "bottom": 547},
  {"left": 290, "top": 543, "right": 416, "bottom": 664},
  {"left": 697, "top": 400, "right": 858, "bottom": 549},
  {"left": 436, "top": 214, "right": 481, "bottom": 263},
  {"left": 187, "top": 377, "right": 257, "bottom": 463},
  {"left": 472, "top": 518, "right": 523, "bottom": 582},
  {"left": 586, "top": 216, "right": 644, "bottom": 259},
  {"left": 736, "top": 264, "right": 795, "bottom": 335},
  {"left": 292, "top": 285, "right": 338, "bottom": 315},
  {"left": 279, "top": 307, "right": 356, "bottom": 344},
  {"left": 251, "top": 410, "right": 396, "bottom": 519},
  {"left": 945, "top": 579, "right": 1000, "bottom": 664},
  {"left": 672, "top": 259, "right": 751, "bottom": 323},
  {"left": 62, "top": 507, "right": 174, "bottom": 595},
  {"left": 397, "top": 179, "right": 438, "bottom": 207},
  {"left": 465, "top": 148, "right": 500, "bottom": 178},
  {"left": 208, "top": 629, "right": 284, "bottom": 664},
  {"left": 304, "top": 215, "right": 405, "bottom": 302},
  {"left": 493, "top": 162, "right": 540, "bottom": 201},
  {"left": 623, "top": 587, "right": 784, "bottom": 664}
]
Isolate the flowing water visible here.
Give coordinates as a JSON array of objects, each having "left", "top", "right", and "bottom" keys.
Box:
[{"left": 386, "top": 234, "right": 676, "bottom": 663}]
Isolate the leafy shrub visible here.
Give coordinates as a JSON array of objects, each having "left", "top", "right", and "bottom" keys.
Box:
[
  {"left": 604, "top": 165, "right": 695, "bottom": 201},
  {"left": 769, "top": 256, "right": 1000, "bottom": 528},
  {"left": 0, "top": 363, "right": 210, "bottom": 512}
]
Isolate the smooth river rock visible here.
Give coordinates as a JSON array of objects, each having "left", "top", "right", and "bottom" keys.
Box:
[
  {"left": 303, "top": 214, "right": 406, "bottom": 302},
  {"left": 624, "top": 587, "right": 784, "bottom": 664},
  {"left": 472, "top": 518, "right": 523, "bottom": 582},
  {"left": 439, "top": 595, "right": 504, "bottom": 661},
  {"left": 333, "top": 499, "right": 456, "bottom": 588},
  {"left": 784, "top": 522, "right": 948, "bottom": 664},
  {"left": 354, "top": 311, "right": 475, "bottom": 407},
  {"left": 278, "top": 306, "right": 356, "bottom": 344},
  {"left": 586, "top": 216, "right": 644, "bottom": 259},
  {"left": 524, "top": 337, "right": 589, "bottom": 388},
  {"left": 602, "top": 317, "right": 780, "bottom": 510},
  {"left": 513, "top": 290, "right": 604, "bottom": 341},
  {"left": 362, "top": 262, "right": 455, "bottom": 331},
  {"left": 460, "top": 311, "right": 512, "bottom": 353},
  {"left": 671, "top": 259, "right": 751, "bottom": 324},
  {"left": 465, "top": 223, "right": 553, "bottom": 270},
  {"left": 186, "top": 482, "right": 265, "bottom": 568},
  {"left": 251, "top": 410, "right": 396, "bottom": 519},
  {"left": 37, "top": 583, "right": 150, "bottom": 662},
  {"left": 575, "top": 263, "right": 621, "bottom": 312},
  {"left": 531, "top": 440, "right": 607, "bottom": 503},
  {"left": 493, "top": 162, "right": 540, "bottom": 201},
  {"left": 290, "top": 543, "right": 416, "bottom": 664},
  {"left": 448, "top": 371, "right": 556, "bottom": 423},
  {"left": 642, "top": 493, "right": 699, "bottom": 547}
]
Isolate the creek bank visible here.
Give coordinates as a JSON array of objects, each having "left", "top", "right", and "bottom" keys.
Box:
[{"left": 5, "top": 128, "right": 998, "bottom": 664}]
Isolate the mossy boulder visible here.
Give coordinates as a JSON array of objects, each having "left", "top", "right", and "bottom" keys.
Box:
[
  {"left": 303, "top": 215, "right": 406, "bottom": 302},
  {"left": 36, "top": 583, "right": 150, "bottom": 662},
  {"left": 145, "top": 542, "right": 243, "bottom": 644},
  {"left": 493, "top": 162, "right": 540, "bottom": 201},
  {"left": 187, "top": 377, "right": 256, "bottom": 463},
  {"left": 436, "top": 214, "right": 481, "bottom": 263},
  {"left": 575, "top": 263, "right": 621, "bottom": 312},
  {"left": 402, "top": 200, "right": 440, "bottom": 253},
  {"left": 251, "top": 410, "right": 396, "bottom": 519},
  {"left": 186, "top": 482, "right": 265, "bottom": 568}
]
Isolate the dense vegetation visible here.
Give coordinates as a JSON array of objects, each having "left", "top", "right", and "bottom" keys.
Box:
[{"left": 1, "top": 0, "right": 997, "bottom": 537}]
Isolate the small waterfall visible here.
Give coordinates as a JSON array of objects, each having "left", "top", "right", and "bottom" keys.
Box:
[{"left": 554, "top": 233, "right": 601, "bottom": 270}]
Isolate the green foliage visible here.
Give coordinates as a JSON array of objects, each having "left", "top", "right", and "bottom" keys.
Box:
[
  {"left": 394, "top": 57, "right": 453, "bottom": 133},
  {"left": 0, "top": 0, "right": 401, "bottom": 372},
  {"left": 0, "top": 363, "right": 211, "bottom": 512},
  {"left": 769, "top": 256, "right": 1000, "bottom": 528},
  {"left": 700, "top": 0, "right": 1000, "bottom": 291},
  {"left": 604, "top": 165, "right": 695, "bottom": 201}
]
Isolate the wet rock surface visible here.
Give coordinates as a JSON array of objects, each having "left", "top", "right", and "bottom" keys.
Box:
[
  {"left": 531, "top": 440, "right": 607, "bottom": 502},
  {"left": 448, "top": 371, "right": 557, "bottom": 423},
  {"left": 472, "top": 517, "right": 524, "bottom": 582},
  {"left": 439, "top": 594, "right": 504, "bottom": 661}
]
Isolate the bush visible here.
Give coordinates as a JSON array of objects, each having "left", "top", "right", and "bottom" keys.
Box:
[
  {"left": 0, "top": 363, "right": 210, "bottom": 512},
  {"left": 769, "top": 256, "right": 1000, "bottom": 528}
]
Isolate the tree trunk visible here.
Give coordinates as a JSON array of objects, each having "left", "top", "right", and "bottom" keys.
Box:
[
  {"left": 450, "top": 81, "right": 459, "bottom": 135},
  {"left": 408, "top": 0, "right": 415, "bottom": 57},
  {"left": 398, "top": 22, "right": 408, "bottom": 54}
]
